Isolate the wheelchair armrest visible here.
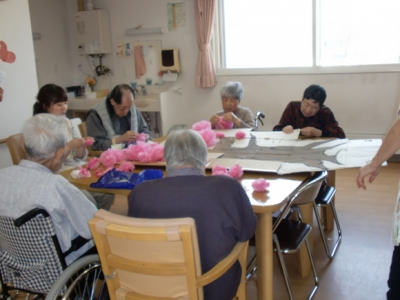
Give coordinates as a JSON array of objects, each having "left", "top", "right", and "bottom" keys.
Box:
[
  {"left": 14, "top": 208, "right": 50, "bottom": 227},
  {"left": 63, "top": 236, "right": 92, "bottom": 258}
]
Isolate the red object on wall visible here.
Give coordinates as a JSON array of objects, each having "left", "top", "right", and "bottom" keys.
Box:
[{"left": 0, "top": 41, "right": 16, "bottom": 63}]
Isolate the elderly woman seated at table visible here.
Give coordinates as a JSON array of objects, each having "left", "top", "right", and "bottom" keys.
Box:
[
  {"left": 273, "top": 84, "right": 345, "bottom": 138},
  {"left": 86, "top": 84, "right": 152, "bottom": 151},
  {"left": 128, "top": 129, "right": 257, "bottom": 300},
  {"left": 209, "top": 81, "right": 257, "bottom": 131}
]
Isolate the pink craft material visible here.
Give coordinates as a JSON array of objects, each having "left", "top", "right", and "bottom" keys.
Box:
[
  {"left": 99, "top": 148, "right": 125, "bottom": 167},
  {"left": 84, "top": 139, "right": 94, "bottom": 146},
  {"left": 235, "top": 131, "right": 246, "bottom": 139},
  {"left": 199, "top": 129, "right": 218, "bottom": 147},
  {"left": 137, "top": 133, "right": 147, "bottom": 142},
  {"left": 212, "top": 165, "right": 230, "bottom": 177},
  {"left": 252, "top": 178, "right": 270, "bottom": 192},
  {"left": 123, "top": 141, "right": 165, "bottom": 162},
  {"left": 192, "top": 120, "right": 211, "bottom": 131},
  {"left": 78, "top": 166, "right": 91, "bottom": 178},
  {"left": 96, "top": 167, "right": 113, "bottom": 177},
  {"left": 215, "top": 116, "right": 234, "bottom": 129},
  {"left": 117, "top": 161, "right": 135, "bottom": 172},
  {"left": 99, "top": 151, "right": 117, "bottom": 168},
  {"left": 215, "top": 132, "right": 225, "bottom": 138},
  {"left": 228, "top": 164, "right": 243, "bottom": 179},
  {"left": 86, "top": 157, "right": 100, "bottom": 170}
]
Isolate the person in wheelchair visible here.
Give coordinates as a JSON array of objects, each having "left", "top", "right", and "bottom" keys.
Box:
[
  {"left": 209, "top": 81, "right": 257, "bottom": 131},
  {"left": 128, "top": 129, "right": 257, "bottom": 300},
  {"left": 0, "top": 114, "right": 97, "bottom": 265}
]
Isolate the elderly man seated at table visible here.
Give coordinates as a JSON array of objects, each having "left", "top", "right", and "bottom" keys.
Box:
[
  {"left": 86, "top": 83, "right": 152, "bottom": 151},
  {"left": 209, "top": 81, "right": 257, "bottom": 131},
  {"left": 273, "top": 84, "right": 346, "bottom": 138},
  {"left": 0, "top": 114, "right": 97, "bottom": 265},
  {"left": 128, "top": 129, "right": 257, "bottom": 300}
]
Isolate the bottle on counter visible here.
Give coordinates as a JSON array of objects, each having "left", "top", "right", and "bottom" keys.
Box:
[{"left": 84, "top": 83, "right": 92, "bottom": 94}]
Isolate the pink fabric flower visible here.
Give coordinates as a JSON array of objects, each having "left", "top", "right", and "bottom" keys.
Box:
[
  {"left": 252, "top": 178, "right": 270, "bottom": 192},
  {"left": 77, "top": 166, "right": 91, "bottom": 178},
  {"left": 117, "top": 161, "right": 135, "bottom": 172},
  {"left": 123, "top": 142, "right": 165, "bottom": 162},
  {"left": 99, "top": 148, "right": 124, "bottom": 167},
  {"left": 212, "top": 165, "right": 230, "bottom": 176},
  {"left": 96, "top": 167, "right": 113, "bottom": 177},
  {"left": 192, "top": 120, "right": 212, "bottom": 131},
  {"left": 228, "top": 164, "right": 243, "bottom": 179},
  {"left": 99, "top": 151, "right": 117, "bottom": 168},
  {"left": 137, "top": 133, "right": 147, "bottom": 142},
  {"left": 150, "top": 144, "right": 164, "bottom": 161},
  {"left": 235, "top": 131, "right": 246, "bottom": 139},
  {"left": 215, "top": 132, "right": 225, "bottom": 138},
  {"left": 215, "top": 116, "right": 234, "bottom": 129},
  {"left": 84, "top": 138, "right": 94, "bottom": 146},
  {"left": 199, "top": 129, "right": 218, "bottom": 147},
  {"left": 86, "top": 157, "right": 100, "bottom": 170}
]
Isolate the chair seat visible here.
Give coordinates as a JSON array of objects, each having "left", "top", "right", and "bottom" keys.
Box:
[
  {"left": 273, "top": 217, "right": 312, "bottom": 253},
  {"left": 315, "top": 183, "right": 336, "bottom": 206}
]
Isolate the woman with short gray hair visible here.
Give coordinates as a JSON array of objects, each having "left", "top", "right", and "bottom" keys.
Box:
[
  {"left": 129, "top": 129, "right": 257, "bottom": 300},
  {"left": 209, "top": 81, "right": 256, "bottom": 130}
]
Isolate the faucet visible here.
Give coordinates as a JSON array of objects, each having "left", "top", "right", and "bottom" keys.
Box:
[{"left": 139, "top": 85, "right": 147, "bottom": 96}]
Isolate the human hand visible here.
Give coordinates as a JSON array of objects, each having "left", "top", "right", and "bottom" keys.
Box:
[
  {"left": 0, "top": 87, "right": 3, "bottom": 102},
  {"left": 283, "top": 125, "right": 294, "bottom": 133},
  {"left": 355, "top": 163, "right": 382, "bottom": 190},
  {"left": 223, "top": 112, "right": 240, "bottom": 127},
  {"left": 118, "top": 131, "right": 139, "bottom": 143},
  {"left": 66, "top": 138, "right": 86, "bottom": 151},
  {"left": 210, "top": 115, "right": 219, "bottom": 126},
  {"left": 300, "top": 127, "right": 321, "bottom": 137}
]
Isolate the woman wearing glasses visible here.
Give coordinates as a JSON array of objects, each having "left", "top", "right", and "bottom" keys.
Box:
[{"left": 87, "top": 83, "right": 151, "bottom": 150}]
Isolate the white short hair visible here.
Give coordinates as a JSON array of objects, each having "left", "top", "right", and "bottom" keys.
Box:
[
  {"left": 22, "top": 114, "right": 67, "bottom": 160},
  {"left": 164, "top": 129, "right": 207, "bottom": 172}
]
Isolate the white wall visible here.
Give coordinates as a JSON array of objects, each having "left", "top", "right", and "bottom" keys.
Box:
[
  {"left": 29, "top": 0, "right": 74, "bottom": 88},
  {"left": 0, "top": 0, "right": 38, "bottom": 168}
]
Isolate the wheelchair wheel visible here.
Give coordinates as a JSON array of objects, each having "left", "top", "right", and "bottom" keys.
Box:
[{"left": 46, "top": 254, "right": 109, "bottom": 300}]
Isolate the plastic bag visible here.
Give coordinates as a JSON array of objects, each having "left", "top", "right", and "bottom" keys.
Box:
[{"left": 90, "top": 168, "right": 163, "bottom": 190}]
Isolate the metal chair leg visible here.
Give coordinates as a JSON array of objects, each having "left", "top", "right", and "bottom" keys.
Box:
[
  {"left": 273, "top": 234, "right": 295, "bottom": 300},
  {"left": 313, "top": 202, "right": 342, "bottom": 259},
  {"left": 304, "top": 238, "right": 319, "bottom": 300},
  {"left": 246, "top": 255, "right": 257, "bottom": 281}
]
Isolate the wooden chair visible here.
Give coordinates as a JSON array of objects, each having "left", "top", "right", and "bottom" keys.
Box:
[
  {"left": 6, "top": 133, "right": 25, "bottom": 165},
  {"left": 89, "top": 209, "right": 248, "bottom": 300},
  {"left": 78, "top": 121, "right": 87, "bottom": 138},
  {"left": 77, "top": 121, "right": 102, "bottom": 157}
]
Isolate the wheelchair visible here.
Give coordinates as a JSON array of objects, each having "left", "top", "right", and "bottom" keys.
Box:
[
  {"left": 255, "top": 111, "right": 265, "bottom": 130},
  {"left": 0, "top": 208, "right": 108, "bottom": 300}
]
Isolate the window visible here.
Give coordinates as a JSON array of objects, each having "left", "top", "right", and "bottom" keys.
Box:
[{"left": 215, "top": 0, "right": 400, "bottom": 73}]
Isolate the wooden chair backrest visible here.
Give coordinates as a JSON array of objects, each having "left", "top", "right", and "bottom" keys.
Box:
[
  {"left": 89, "top": 209, "right": 248, "bottom": 300},
  {"left": 78, "top": 121, "right": 87, "bottom": 138},
  {"left": 6, "top": 133, "right": 25, "bottom": 165}
]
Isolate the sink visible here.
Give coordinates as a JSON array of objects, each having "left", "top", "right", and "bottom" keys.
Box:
[{"left": 134, "top": 95, "right": 155, "bottom": 107}]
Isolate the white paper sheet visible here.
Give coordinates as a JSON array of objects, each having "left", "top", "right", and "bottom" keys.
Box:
[
  {"left": 250, "top": 129, "right": 300, "bottom": 140},
  {"left": 208, "top": 158, "right": 282, "bottom": 173}
]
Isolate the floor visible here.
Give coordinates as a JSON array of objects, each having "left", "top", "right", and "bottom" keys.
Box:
[
  {"left": 2, "top": 163, "right": 399, "bottom": 300},
  {"left": 246, "top": 162, "right": 399, "bottom": 299}
]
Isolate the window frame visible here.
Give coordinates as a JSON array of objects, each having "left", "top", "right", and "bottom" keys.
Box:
[{"left": 213, "top": 0, "right": 400, "bottom": 75}]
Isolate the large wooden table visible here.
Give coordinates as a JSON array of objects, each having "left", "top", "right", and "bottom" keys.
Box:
[{"left": 61, "top": 165, "right": 309, "bottom": 300}]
